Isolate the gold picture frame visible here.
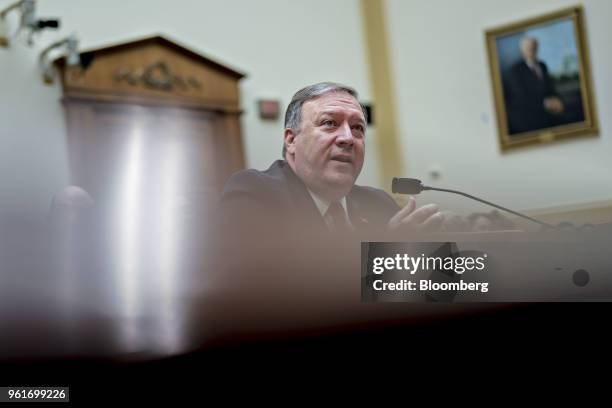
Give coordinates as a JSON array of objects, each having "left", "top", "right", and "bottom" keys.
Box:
[{"left": 485, "top": 5, "right": 598, "bottom": 151}]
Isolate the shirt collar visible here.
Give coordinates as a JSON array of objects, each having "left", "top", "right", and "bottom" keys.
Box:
[{"left": 307, "top": 189, "right": 348, "bottom": 217}]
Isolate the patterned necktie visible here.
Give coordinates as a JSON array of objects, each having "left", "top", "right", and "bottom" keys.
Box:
[{"left": 325, "top": 201, "right": 350, "bottom": 232}]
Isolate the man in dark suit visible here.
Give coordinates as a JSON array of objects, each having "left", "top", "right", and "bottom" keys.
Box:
[
  {"left": 219, "top": 82, "right": 442, "bottom": 237},
  {"left": 505, "top": 36, "right": 565, "bottom": 134},
  {"left": 209, "top": 83, "right": 444, "bottom": 338}
]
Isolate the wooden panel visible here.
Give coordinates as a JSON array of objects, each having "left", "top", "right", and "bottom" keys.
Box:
[
  {"left": 46, "top": 36, "right": 246, "bottom": 356},
  {"left": 63, "top": 100, "right": 241, "bottom": 206},
  {"left": 59, "top": 36, "right": 246, "bottom": 215},
  {"left": 215, "top": 113, "right": 245, "bottom": 190}
]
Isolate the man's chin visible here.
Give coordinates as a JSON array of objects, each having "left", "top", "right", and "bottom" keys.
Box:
[{"left": 322, "top": 173, "right": 357, "bottom": 192}]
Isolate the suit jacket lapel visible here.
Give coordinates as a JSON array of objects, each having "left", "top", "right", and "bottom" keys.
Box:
[
  {"left": 347, "top": 192, "right": 371, "bottom": 231},
  {"left": 279, "top": 161, "right": 328, "bottom": 231}
]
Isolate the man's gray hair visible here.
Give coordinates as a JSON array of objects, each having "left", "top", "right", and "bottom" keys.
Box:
[
  {"left": 282, "top": 82, "right": 367, "bottom": 158},
  {"left": 520, "top": 35, "right": 538, "bottom": 49}
]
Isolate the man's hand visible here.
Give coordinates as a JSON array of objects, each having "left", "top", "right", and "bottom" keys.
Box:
[
  {"left": 543, "top": 97, "right": 564, "bottom": 114},
  {"left": 388, "top": 197, "right": 444, "bottom": 232}
]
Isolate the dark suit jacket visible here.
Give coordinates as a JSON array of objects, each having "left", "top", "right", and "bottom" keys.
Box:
[
  {"left": 505, "top": 60, "right": 560, "bottom": 134},
  {"left": 219, "top": 160, "right": 399, "bottom": 236}
]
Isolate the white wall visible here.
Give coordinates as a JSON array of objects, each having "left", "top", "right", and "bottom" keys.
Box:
[
  {"left": 0, "top": 0, "right": 379, "bottom": 217},
  {"left": 385, "top": 0, "right": 612, "bottom": 214}
]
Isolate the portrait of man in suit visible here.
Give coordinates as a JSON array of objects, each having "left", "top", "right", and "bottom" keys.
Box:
[
  {"left": 505, "top": 36, "right": 566, "bottom": 134},
  {"left": 487, "top": 8, "right": 596, "bottom": 149},
  {"left": 219, "top": 82, "right": 443, "bottom": 238}
]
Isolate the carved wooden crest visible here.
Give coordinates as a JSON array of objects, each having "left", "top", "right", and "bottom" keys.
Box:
[
  {"left": 55, "top": 35, "right": 245, "bottom": 111},
  {"left": 113, "top": 61, "right": 203, "bottom": 92}
]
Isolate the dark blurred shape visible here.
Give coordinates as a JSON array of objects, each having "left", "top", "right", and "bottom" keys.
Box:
[
  {"left": 36, "top": 19, "right": 60, "bottom": 29},
  {"left": 257, "top": 99, "right": 280, "bottom": 120},
  {"left": 78, "top": 51, "right": 96, "bottom": 70},
  {"left": 573, "top": 269, "right": 590, "bottom": 287},
  {"left": 391, "top": 177, "right": 423, "bottom": 194},
  {"left": 363, "top": 103, "right": 373, "bottom": 125}
]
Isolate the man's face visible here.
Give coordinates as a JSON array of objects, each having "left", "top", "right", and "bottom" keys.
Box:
[
  {"left": 521, "top": 39, "right": 538, "bottom": 61},
  {"left": 285, "top": 92, "right": 366, "bottom": 201}
]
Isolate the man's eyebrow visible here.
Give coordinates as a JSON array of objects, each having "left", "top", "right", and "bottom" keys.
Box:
[
  {"left": 316, "top": 110, "right": 340, "bottom": 117},
  {"left": 316, "top": 110, "right": 365, "bottom": 124}
]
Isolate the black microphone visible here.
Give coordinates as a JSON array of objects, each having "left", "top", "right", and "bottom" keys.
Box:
[
  {"left": 392, "top": 178, "right": 425, "bottom": 195},
  {"left": 392, "top": 177, "right": 555, "bottom": 229}
]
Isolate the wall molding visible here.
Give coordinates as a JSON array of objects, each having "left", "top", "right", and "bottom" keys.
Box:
[{"left": 360, "top": 0, "right": 404, "bottom": 190}]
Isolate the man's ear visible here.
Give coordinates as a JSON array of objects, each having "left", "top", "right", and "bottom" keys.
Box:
[{"left": 284, "top": 128, "right": 297, "bottom": 156}]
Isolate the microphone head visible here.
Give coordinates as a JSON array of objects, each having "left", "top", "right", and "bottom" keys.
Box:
[{"left": 392, "top": 178, "right": 423, "bottom": 194}]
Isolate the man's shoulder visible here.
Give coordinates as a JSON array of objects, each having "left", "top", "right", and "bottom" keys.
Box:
[
  {"left": 538, "top": 60, "right": 550, "bottom": 73},
  {"left": 218, "top": 161, "right": 294, "bottom": 231},
  {"left": 222, "top": 160, "right": 289, "bottom": 197},
  {"left": 510, "top": 61, "right": 528, "bottom": 74}
]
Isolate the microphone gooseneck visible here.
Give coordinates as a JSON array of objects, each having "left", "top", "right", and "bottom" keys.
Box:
[{"left": 392, "top": 177, "right": 555, "bottom": 229}]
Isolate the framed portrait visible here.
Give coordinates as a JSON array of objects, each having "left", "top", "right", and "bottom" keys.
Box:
[{"left": 485, "top": 6, "right": 598, "bottom": 150}]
